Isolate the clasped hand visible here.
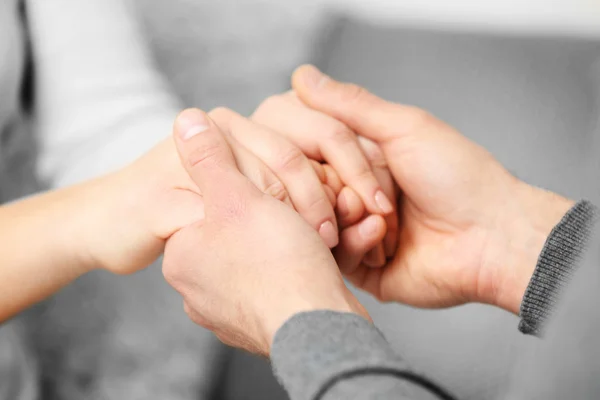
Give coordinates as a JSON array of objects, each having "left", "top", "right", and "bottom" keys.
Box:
[{"left": 160, "top": 65, "right": 573, "bottom": 355}]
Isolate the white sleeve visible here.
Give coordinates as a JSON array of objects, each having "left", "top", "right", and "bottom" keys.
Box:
[{"left": 27, "top": 0, "right": 182, "bottom": 187}]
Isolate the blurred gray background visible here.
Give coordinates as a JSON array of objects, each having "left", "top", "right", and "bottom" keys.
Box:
[{"left": 2, "top": 0, "right": 600, "bottom": 398}]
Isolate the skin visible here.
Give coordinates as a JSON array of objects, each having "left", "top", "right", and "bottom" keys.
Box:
[
  {"left": 291, "top": 65, "right": 575, "bottom": 313},
  {"left": 0, "top": 108, "right": 344, "bottom": 322},
  {"left": 168, "top": 68, "right": 576, "bottom": 357},
  {"left": 163, "top": 108, "right": 368, "bottom": 355},
  {"left": 0, "top": 61, "right": 575, "bottom": 356},
  {"left": 252, "top": 91, "right": 398, "bottom": 267}
]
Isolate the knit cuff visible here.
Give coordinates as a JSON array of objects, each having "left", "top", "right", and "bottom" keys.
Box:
[{"left": 519, "top": 200, "right": 599, "bottom": 335}]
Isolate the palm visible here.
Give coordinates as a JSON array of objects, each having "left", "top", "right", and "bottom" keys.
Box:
[
  {"left": 347, "top": 126, "right": 517, "bottom": 308},
  {"left": 386, "top": 201, "right": 492, "bottom": 307}
]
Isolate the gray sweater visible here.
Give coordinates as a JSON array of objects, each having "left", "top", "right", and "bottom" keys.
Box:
[{"left": 270, "top": 200, "right": 599, "bottom": 399}]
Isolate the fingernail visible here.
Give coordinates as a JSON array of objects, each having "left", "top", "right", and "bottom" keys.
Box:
[
  {"left": 319, "top": 220, "right": 339, "bottom": 248},
  {"left": 177, "top": 109, "right": 210, "bottom": 140},
  {"left": 358, "top": 216, "right": 380, "bottom": 238},
  {"left": 303, "top": 65, "right": 328, "bottom": 90},
  {"left": 374, "top": 190, "right": 394, "bottom": 214}
]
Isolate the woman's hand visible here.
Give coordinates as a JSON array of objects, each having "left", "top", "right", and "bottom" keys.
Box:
[{"left": 251, "top": 91, "right": 398, "bottom": 267}]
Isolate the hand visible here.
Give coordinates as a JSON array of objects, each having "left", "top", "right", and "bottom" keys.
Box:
[
  {"left": 162, "top": 109, "right": 368, "bottom": 355},
  {"left": 208, "top": 107, "right": 343, "bottom": 248},
  {"left": 85, "top": 108, "right": 340, "bottom": 275},
  {"left": 252, "top": 91, "right": 398, "bottom": 267},
  {"left": 292, "top": 65, "right": 575, "bottom": 313}
]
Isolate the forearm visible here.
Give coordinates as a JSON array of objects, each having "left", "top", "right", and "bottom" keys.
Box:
[
  {"left": 271, "top": 311, "right": 453, "bottom": 400},
  {"left": 27, "top": 0, "right": 180, "bottom": 186},
  {"left": 0, "top": 177, "right": 112, "bottom": 321}
]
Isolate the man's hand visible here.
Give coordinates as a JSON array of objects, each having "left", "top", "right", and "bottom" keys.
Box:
[
  {"left": 162, "top": 108, "right": 368, "bottom": 355},
  {"left": 292, "top": 65, "right": 574, "bottom": 313}
]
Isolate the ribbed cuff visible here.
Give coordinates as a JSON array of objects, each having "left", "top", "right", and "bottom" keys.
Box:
[{"left": 519, "top": 200, "right": 599, "bottom": 335}]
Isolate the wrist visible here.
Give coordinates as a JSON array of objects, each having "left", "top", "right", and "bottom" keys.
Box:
[
  {"left": 484, "top": 181, "right": 574, "bottom": 314},
  {"left": 259, "top": 286, "right": 370, "bottom": 355},
  {"left": 72, "top": 173, "right": 124, "bottom": 273},
  {"left": 78, "top": 168, "right": 158, "bottom": 275},
  {"left": 24, "top": 177, "right": 114, "bottom": 276}
]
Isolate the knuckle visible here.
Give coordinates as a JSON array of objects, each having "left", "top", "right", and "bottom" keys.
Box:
[
  {"left": 209, "top": 106, "right": 232, "bottom": 117},
  {"left": 162, "top": 258, "right": 182, "bottom": 290},
  {"left": 186, "top": 140, "right": 222, "bottom": 169},
  {"left": 252, "top": 95, "right": 281, "bottom": 119},
  {"left": 325, "top": 124, "right": 355, "bottom": 146},
  {"left": 303, "top": 192, "right": 332, "bottom": 217},
  {"left": 189, "top": 310, "right": 214, "bottom": 331},
  {"left": 263, "top": 179, "right": 289, "bottom": 203},
  {"left": 275, "top": 146, "right": 307, "bottom": 172},
  {"left": 209, "top": 106, "right": 235, "bottom": 123},
  {"left": 368, "top": 152, "right": 386, "bottom": 169},
  {"left": 358, "top": 137, "right": 386, "bottom": 168},
  {"left": 338, "top": 83, "right": 369, "bottom": 104},
  {"left": 260, "top": 95, "right": 283, "bottom": 110},
  {"left": 349, "top": 161, "right": 376, "bottom": 186},
  {"left": 405, "top": 107, "right": 433, "bottom": 129},
  {"left": 183, "top": 301, "right": 196, "bottom": 319}
]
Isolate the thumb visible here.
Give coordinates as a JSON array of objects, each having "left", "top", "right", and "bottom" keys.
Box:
[
  {"left": 292, "top": 65, "right": 423, "bottom": 144},
  {"left": 173, "top": 108, "right": 254, "bottom": 207}
]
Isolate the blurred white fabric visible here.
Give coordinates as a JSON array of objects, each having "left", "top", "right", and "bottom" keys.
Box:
[{"left": 331, "top": 0, "right": 600, "bottom": 36}]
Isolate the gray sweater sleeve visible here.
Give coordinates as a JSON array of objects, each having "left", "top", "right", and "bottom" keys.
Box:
[
  {"left": 270, "top": 200, "right": 598, "bottom": 399},
  {"left": 519, "top": 200, "right": 599, "bottom": 335},
  {"left": 270, "top": 311, "right": 454, "bottom": 400}
]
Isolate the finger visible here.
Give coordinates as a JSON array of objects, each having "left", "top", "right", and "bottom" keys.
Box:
[
  {"left": 310, "top": 160, "right": 326, "bottom": 183},
  {"left": 252, "top": 95, "right": 394, "bottom": 216},
  {"left": 336, "top": 187, "right": 365, "bottom": 229},
  {"left": 173, "top": 108, "right": 253, "bottom": 208},
  {"left": 292, "top": 65, "right": 427, "bottom": 144},
  {"left": 155, "top": 190, "right": 205, "bottom": 239},
  {"left": 210, "top": 108, "right": 339, "bottom": 248},
  {"left": 376, "top": 167, "right": 398, "bottom": 258},
  {"left": 322, "top": 164, "right": 343, "bottom": 195},
  {"left": 312, "top": 162, "right": 338, "bottom": 207},
  {"left": 383, "top": 198, "right": 399, "bottom": 258},
  {"left": 334, "top": 215, "right": 386, "bottom": 275},
  {"left": 357, "top": 136, "right": 398, "bottom": 258},
  {"left": 323, "top": 184, "right": 336, "bottom": 207},
  {"left": 226, "top": 136, "right": 294, "bottom": 208}
]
